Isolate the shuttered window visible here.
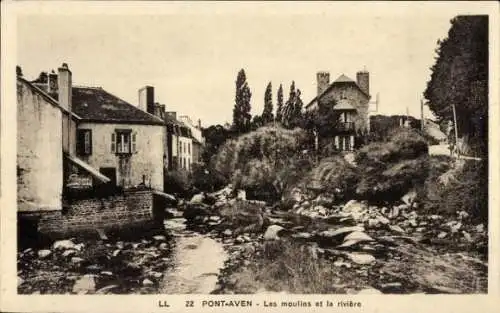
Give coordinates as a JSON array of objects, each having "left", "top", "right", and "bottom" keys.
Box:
[{"left": 77, "top": 129, "right": 92, "bottom": 155}]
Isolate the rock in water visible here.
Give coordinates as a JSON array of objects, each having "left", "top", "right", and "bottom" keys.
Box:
[
  {"left": 357, "top": 288, "right": 382, "bottom": 294},
  {"left": 142, "top": 278, "right": 154, "bottom": 286},
  {"left": 73, "top": 275, "right": 96, "bottom": 294},
  {"left": 348, "top": 253, "right": 375, "bottom": 265},
  {"left": 37, "top": 249, "right": 52, "bottom": 259},
  {"left": 190, "top": 193, "right": 205, "bottom": 204},
  {"left": 389, "top": 225, "right": 405, "bottom": 234},
  {"left": 237, "top": 190, "right": 246, "bottom": 200},
  {"left": 343, "top": 231, "right": 374, "bottom": 243},
  {"left": 319, "top": 226, "right": 365, "bottom": 238},
  {"left": 263, "top": 225, "right": 284, "bottom": 240},
  {"left": 53, "top": 239, "right": 76, "bottom": 250},
  {"left": 153, "top": 235, "right": 166, "bottom": 242}
]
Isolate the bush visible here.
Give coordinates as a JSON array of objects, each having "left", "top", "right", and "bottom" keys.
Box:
[
  {"left": 211, "top": 126, "right": 309, "bottom": 201},
  {"left": 190, "top": 162, "right": 226, "bottom": 193},
  {"left": 419, "top": 159, "right": 487, "bottom": 223},
  {"left": 306, "top": 156, "right": 360, "bottom": 199},
  {"left": 354, "top": 128, "right": 430, "bottom": 202},
  {"left": 163, "top": 169, "right": 192, "bottom": 198}
]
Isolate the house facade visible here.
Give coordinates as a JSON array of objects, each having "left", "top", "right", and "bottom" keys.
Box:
[
  {"left": 71, "top": 86, "right": 165, "bottom": 190},
  {"left": 138, "top": 86, "right": 194, "bottom": 172},
  {"left": 306, "top": 70, "right": 371, "bottom": 151},
  {"left": 179, "top": 115, "right": 204, "bottom": 164}
]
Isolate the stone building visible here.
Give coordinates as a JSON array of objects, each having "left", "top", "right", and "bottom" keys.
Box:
[
  {"left": 305, "top": 70, "right": 371, "bottom": 151},
  {"left": 179, "top": 115, "right": 204, "bottom": 164},
  {"left": 138, "top": 86, "right": 194, "bottom": 172},
  {"left": 17, "top": 63, "right": 165, "bottom": 237}
]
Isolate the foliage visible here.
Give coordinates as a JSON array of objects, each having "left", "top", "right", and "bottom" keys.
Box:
[
  {"left": 212, "top": 126, "right": 309, "bottom": 200},
  {"left": 419, "top": 159, "right": 487, "bottom": 223},
  {"left": 281, "top": 82, "right": 304, "bottom": 129},
  {"left": 163, "top": 169, "right": 192, "bottom": 198},
  {"left": 354, "top": 128, "right": 430, "bottom": 202},
  {"left": 190, "top": 162, "right": 226, "bottom": 193},
  {"left": 16, "top": 65, "right": 23, "bottom": 77},
  {"left": 275, "top": 84, "right": 284, "bottom": 123},
  {"left": 201, "top": 124, "right": 233, "bottom": 164},
  {"left": 261, "top": 82, "right": 274, "bottom": 125},
  {"left": 306, "top": 156, "right": 360, "bottom": 198},
  {"left": 424, "top": 15, "right": 488, "bottom": 157},
  {"left": 232, "top": 69, "right": 253, "bottom": 134}
]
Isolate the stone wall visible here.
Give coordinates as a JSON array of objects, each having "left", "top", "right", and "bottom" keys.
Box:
[{"left": 19, "top": 190, "right": 160, "bottom": 238}]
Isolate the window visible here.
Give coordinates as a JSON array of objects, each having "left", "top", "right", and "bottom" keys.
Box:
[
  {"left": 77, "top": 129, "right": 92, "bottom": 155},
  {"left": 111, "top": 129, "right": 136, "bottom": 154},
  {"left": 188, "top": 143, "right": 191, "bottom": 154}
]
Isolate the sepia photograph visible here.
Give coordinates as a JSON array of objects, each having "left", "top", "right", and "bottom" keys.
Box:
[{"left": 1, "top": 1, "right": 499, "bottom": 312}]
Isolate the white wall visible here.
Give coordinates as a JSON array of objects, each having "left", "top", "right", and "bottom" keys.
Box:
[
  {"left": 17, "top": 80, "right": 63, "bottom": 211},
  {"left": 77, "top": 122, "right": 164, "bottom": 190}
]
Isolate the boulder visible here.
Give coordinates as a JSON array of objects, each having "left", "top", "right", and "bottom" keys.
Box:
[
  {"left": 343, "top": 231, "right": 374, "bottom": 243},
  {"left": 142, "top": 278, "right": 154, "bottom": 286},
  {"left": 53, "top": 239, "right": 76, "bottom": 250},
  {"left": 73, "top": 274, "right": 96, "bottom": 294},
  {"left": 71, "top": 257, "right": 84, "bottom": 264},
  {"left": 37, "top": 249, "right": 52, "bottom": 259},
  {"left": 389, "top": 225, "right": 405, "bottom": 234},
  {"left": 223, "top": 229, "right": 233, "bottom": 237},
  {"left": 263, "top": 225, "right": 284, "bottom": 241},
  {"left": 62, "top": 250, "right": 77, "bottom": 258},
  {"left": 357, "top": 288, "right": 383, "bottom": 294},
  {"left": 153, "top": 235, "right": 166, "bottom": 242},
  {"left": 347, "top": 253, "right": 375, "bottom": 265},
  {"left": 401, "top": 189, "right": 417, "bottom": 206},
  {"left": 190, "top": 193, "right": 205, "bottom": 204},
  {"left": 237, "top": 190, "right": 246, "bottom": 200},
  {"left": 319, "top": 226, "right": 365, "bottom": 239}
]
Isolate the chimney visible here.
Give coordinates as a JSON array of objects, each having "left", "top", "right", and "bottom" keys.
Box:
[
  {"left": 57, "top": 63, "right": 72, "bottom": 112},
  {"left": 198, "top": 119, "right": 201, "bottom": 129},
  {"left": 48, "top": 70, "right": 58, "bottom": 95},
  {"left": 138, "top": 86, "right": 155, "bottom": 114},
  {"left": 316, "top": 72, "right": 330, "bottom": 96},
  {"left": 356, "top": 69, "right": 370, "bottom": 96},
  {"left": 166, "top": 111, "right": 177, "bottom": 120}
]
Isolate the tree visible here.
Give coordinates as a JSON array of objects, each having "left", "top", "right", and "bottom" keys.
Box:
[
  {"left": 16, "top": 65, "right": 23, "bottom": 77},
  {"left": 276, "top": 84, "right": 284, "bottom": 123},
  {"left": 424, "top": 15, "right": 488, "bottom": 156},
  {"left": 281, "top": 82, "right": 303, "bottom": 129},
  {"left": 281, "top": 81, "right": 296, "bottom": 128},
  {"left": 232, "top": 69, "right": 253, "bottom": 134},
  {"left": 261, "top": 82, "right": 274, "bottom": 125}
]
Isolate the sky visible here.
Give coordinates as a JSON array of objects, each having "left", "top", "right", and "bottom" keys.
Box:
[{"left": 17, "top": 9, "right": 458, "bottom": 127}]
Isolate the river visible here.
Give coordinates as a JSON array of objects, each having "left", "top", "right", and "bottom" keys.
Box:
[{"left": 160, "top": 216, "right": 228, "bottom": 294}]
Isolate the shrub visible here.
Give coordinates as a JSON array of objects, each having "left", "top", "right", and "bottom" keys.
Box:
[
  {"left": 419, "top": 159, "right": 487, "bottom": 223},
  {"left": 190, "top": 162, "right": 226, "bottom": 192},
  {"left": 211, "top": 126, "right": 309, "bottom": 201},
  {"left": 354, "top": 128, "right": 430, "bottom": 202},
  {"left": 306, "top": 156, "right": 360, "bottom": 199},
  {"left": 163, "top": 169, "right": 192, "bottom": 197}
]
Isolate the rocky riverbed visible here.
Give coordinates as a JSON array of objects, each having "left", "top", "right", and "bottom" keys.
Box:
[
  {"left": 18, "top": 185, "right": 488, "bottom": 295},
  {"left": 181, "top": 185, "right": 488, "bottom": 294}
]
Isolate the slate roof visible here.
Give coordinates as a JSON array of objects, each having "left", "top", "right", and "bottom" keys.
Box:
[
  {"left": 306, "top": 73, "right": 370, "bottom": 109},
  {"left": 71, "top": 87, "right": 164, "bottom": 125}
]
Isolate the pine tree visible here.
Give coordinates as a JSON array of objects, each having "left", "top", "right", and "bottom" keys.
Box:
[
  {"left": 232, "top": 69, "right": 252, "bottom": 133},
  {"left": 261, "top": 82, "right": 274, "bottom": 125},
  {"left": 276, "top": 84, "right": 284, "bottom": 123}
]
